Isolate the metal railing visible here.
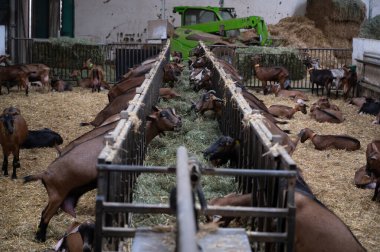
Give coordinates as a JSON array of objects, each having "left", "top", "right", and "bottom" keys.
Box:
[
  {"left": 209, "top": 44, "right": 352, "bottom": 90},
  {"left": 95, "top": 41, "right": 170, "bottom": 251},
  {"left": 11, "top": 38, "right": 164, "bottom": 84},
  {"left": 95, "top": 41, "right": 297, "bottom": 251}
]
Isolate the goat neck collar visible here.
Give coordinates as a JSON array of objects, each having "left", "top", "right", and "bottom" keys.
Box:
[{"left": 310, "top": 132, "right": 317, "bottom": 140}]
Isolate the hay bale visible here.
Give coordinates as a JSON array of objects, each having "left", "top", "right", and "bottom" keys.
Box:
[
  {"left": 306, "top": 0, "right": 366, "bottom": 48},
  {"left": 268, "top": 16, "right": 332, "bottom": 48},
  {"left": 359, "top": 15, "right": 380, "bottom": 40}
]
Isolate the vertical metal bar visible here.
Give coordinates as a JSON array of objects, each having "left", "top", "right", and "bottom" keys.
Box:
[{"left": 176, "top": 146, "right": 198, "bottom": 252}]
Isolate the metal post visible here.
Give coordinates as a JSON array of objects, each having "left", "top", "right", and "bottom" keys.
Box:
[{"left": 176, "top": 146, "right": 198, "bottom": 252}]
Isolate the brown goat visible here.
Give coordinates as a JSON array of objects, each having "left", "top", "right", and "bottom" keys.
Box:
[
  {"left": 310, "top": 108, "right": 344, "bottom": 123},
  {"left": 310, "top": 97, "right": 340, "bottom": 113},
  {"left": 268, "top": 100, "right": 308, "bottom": 119},
  {"left": 191, "top": 90, "right": 224, "bottom": 119},
  {"left": 208, "top": 172, "right": 366, "bottom": 252},
  {"left": 365, "top": 140, "right": 380, "bottom": 201},
  {"left": 207, "top": 193, "right": 252, "bottom": 227},
  {"left": 23, "top": 107, "right": 182, "bottom": 242},
  {"left": 253, "top": 63, "right": 290, "bottom": 95},
  {"left": 54, "top": 220, "right": 95, "bottom": 252},
  {"left": 108, "top": 75, "right": 145, "bottom": 102},
  {"left": 354, "top": 165, "right": 376, "bottom": 189},
  {"left": 0, "top": 65, "right": 30, "bottom": 95},
  {"left": 159, "top": 88, "right": 181, "bottom": 100},
  {"left": 0, "top": 107, "right": 28, "bottom": 179},
  {"left": 271, "top": 84, "right": 309, "bottom": 101},
  {"left": 298, "top": 128, "right": 360, "bottom": 151}
]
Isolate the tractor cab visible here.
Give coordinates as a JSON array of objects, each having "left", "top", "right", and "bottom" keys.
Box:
[{"left": 173, "top": 6, "right": 236, "bottom": 27}]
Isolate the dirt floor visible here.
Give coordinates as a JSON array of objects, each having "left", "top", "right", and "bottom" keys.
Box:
[{"left": 0, "top": 80, "right": 379, "bottom": 251}]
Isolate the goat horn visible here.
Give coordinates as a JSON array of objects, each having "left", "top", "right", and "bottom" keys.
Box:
[
  {"left": 208, "top": 90, "right": 216, "bottom": 94},
  {"left": 214, "top": 97, "right": 224, "bottom": 102}
]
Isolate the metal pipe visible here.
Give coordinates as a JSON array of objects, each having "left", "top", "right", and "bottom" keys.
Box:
[
  {"left": 9, "top": 0, "right": 16, "bottom": 61},
  {"left": 176, "top": 146, "right": 198, "bottom": 252}
]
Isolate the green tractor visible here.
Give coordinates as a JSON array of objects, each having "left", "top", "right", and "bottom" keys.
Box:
[{"left": 171, "top": 6, "right": 271, "bottom": 59}]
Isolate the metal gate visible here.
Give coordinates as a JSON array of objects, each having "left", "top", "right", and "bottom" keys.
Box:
[{"left": 95, "top": 41, "right": 297, "bottom": 251}]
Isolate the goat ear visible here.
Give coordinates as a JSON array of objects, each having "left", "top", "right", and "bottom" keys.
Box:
[
  {"left": 146, "top": 114, "right": 157, "bottom": 121},
  {"left": 152, "top": 106, "right": 160, "bottom": 112}
]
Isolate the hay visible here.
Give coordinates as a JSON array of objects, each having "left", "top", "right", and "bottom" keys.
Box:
[
  {"left": 268, "top": 17, "right": 332, "bottom": 48},
  {"left": 305, "top": 0, "right": 366, "bottom": 48},
  {"left": 132, "top": 68, "right": 237, "bottom": 228},
  {"left": 0, "top": 87, "right": 108, "bottom": 251},
  {"left": 250, "top": 88, "right": 380, "bottom": 251}
]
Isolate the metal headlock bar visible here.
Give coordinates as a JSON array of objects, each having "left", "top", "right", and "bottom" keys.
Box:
[
  {"left": 95, "top": 40, "right": 170, "bottom": 252},
  {"left": 95, "top": 40, "right": 297, "bottom": 252}
]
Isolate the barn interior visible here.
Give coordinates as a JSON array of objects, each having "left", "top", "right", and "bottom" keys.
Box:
[{"left": 0, "top": 0, "right": 380, "bottom": 252}]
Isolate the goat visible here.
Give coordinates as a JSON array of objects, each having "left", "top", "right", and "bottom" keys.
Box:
[
  {"left": 310, "top": 97, "right": 340, "bottom": 113},
  {"left": 329, "top": 68, "right": 345, "bottom": 97},
  {"left": 54, "top": 220, "right": 95, "bottom": 252},
  {"left": 208, "top": 171, "right": 367, "bottom": 252},
  {"left": 354, "top": 165, "right": 376, "bottom": 189},
  {"left": 365, "top": 140, "right": 380, "bottom": 201},
  {"left": 159, "top": 88, "right": 181, "bottom": 100},
  {"left": 50, "top": 79, "right": 72, "bottom": 92},
  {"left": 253, "top": 63, "right": 290, "bottom": 95},
  {"left": 303, "top": 57, "right": 334, "bottom": 97},
  {"left": 163, "top": 63, "right": 180, "bottom": 88},
  {"left": 341, "top": 65, "right": 358, "bottom": 100},
  {"left": 190, "top": 90, "right": 224, "bottom": 120},
  {"left": 203, "top": 136, "right": 240, "bottom": 167},
  {"left": 207, "top": 193, "right": 252, "bottom": 227},
  {"left": 298, "top": 128, "right": 360, "bottom": 151},
  {"left": 309, "top": 97, "right": 342, "bottom": 123},
  {"left": 145, "top": 106, "right": 182, "bottom": 144},
  {"left": 21, "top": 128, "right": 63, "bottom": 154},
  {"left": 23, "top": 107, "right": 182, "bottom": 242},
  {"left": 359, "top": 98, "right": 380, "bottom": 116},
  {"left": 271, "top": 84, "right": 309, "bottom": 101},
  {"left": 0, "top": 107, "right": 28, "bottom": 179},
  {"left": 23, "top": 63, "right": 50, "bottom": 92},
  {"left": 348, "top": 97, "right": 368, "bottom": 109},
  {"left": 0, "top": 65, "right": 30, "bottom": 95},
  {"left": 308, "top": 68, "right": 334, "bottom": 97},
  {"left": 268, "top": 99, "right": 308, "bottom": 119},
  {"left": 107, "top": 75, "right": 145, "bottom": 102}
]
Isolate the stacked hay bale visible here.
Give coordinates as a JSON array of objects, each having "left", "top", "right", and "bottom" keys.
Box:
[
  {"left": 359, "top": 15, "right": 380, "bottom": 40},
  {"left": 306, "top": 0, "right": 366, "bottom": 48},
  {"left": 268, "top": 16, "right": 332, "bottom": 48}
]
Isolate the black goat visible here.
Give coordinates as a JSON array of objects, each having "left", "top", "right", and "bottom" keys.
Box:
[{"left": 21, "top": 128, "right": 63, "bottom": 154}]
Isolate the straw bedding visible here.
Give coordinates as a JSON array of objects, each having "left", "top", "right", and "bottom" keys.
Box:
[{"left": 0, "top": 80, "right": 379, "bottom": 251}]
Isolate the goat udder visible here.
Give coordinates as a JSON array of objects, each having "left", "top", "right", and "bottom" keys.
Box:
[{"left": 61, "top": 197, "right": 77, "bottom": 218}]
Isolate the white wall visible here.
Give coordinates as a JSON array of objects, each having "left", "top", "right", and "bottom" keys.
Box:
[{"left": 74, "top": 0, "right": 307, "bottom": 43}]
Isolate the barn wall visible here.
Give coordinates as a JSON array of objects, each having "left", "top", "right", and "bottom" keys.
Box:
[
  {"left": 74, "top": 0, "right": 307, "bottom": 44},
  {"left": 352, "top": 38, "right": 380, "bottom": 97}
]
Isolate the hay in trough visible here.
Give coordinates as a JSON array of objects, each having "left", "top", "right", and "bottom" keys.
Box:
[{"left": 132, "top": 69, "right": 237, "bottom": 228}]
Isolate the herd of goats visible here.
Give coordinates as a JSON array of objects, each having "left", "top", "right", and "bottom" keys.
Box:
[{"left": 0, "top": 43, "right": 379, "bottom": 251}]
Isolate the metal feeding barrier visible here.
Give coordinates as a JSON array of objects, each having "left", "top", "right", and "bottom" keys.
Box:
[
  {"left": 95, "top": 40, "right": 297, "bottom": 251},
  {"left": 209, "top": 44, "right": 352, "bottom": 90}
]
